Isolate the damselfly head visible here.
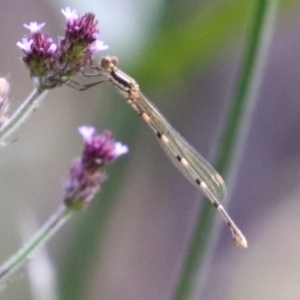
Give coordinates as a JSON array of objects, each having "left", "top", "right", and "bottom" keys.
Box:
[{"left": 100, "top": 56, "right": 118, "bottom": 70}]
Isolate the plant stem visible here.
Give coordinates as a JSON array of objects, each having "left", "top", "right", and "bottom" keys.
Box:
[
  {"left": 0, "top": 205, "right": 72, "bottom": 287},
  {"left": 173, "top": 1, "right": 278, "bottom": 299},
  {"left": 0, "top": 87, "right": 48, "bottom": 142}
]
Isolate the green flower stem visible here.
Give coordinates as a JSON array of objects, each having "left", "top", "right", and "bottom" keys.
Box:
[
  {"left": 0, "top": 87, "right": 48, "bottom": 142},
  {"left": 0, "top": 205, "right": 72, "bottom": 287},
  {"left": 173, "top": 1, "right": 278, "bottom": 299}
]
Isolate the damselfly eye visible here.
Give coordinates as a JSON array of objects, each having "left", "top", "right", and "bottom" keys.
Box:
[
  {"left": 100, "top": 56, "right": 112, "bottom": 69},
  {"left": 110, "top": 56, "right": 118, "bottom": 66}
]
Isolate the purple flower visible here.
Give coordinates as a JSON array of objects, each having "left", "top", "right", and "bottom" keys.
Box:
[
  {"left": 24, "top": 22, "right": 45, "bottom": 33},
  {"left": 61, "top": 7, "right": 78, "bottom": 26},
  {"left": 63, "top": 126, "right": 128, "bottom": 208},
  {"left": 79, "top": 125, "right": 95, "bottom": 139},
  {"left": 16, "top": 38, "right": 33, "bottom": 54},
  {"left": 89, "top": 40, "right": 108, "bottom": 54}
]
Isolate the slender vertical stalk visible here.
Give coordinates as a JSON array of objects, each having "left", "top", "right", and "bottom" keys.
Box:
[
  {"left": 0, "top": 205, "right": 72, "bottom": 287},
  {"left": 173, "top": 1, "right": 278, "bottom": 299},
  {"left": 0, "top": 87, "right": 47, "bottom": 142}
]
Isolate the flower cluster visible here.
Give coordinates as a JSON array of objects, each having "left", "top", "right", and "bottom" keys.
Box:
[
  {"left": 63, "top": 126, "right": 128, "bottom": 209},
  {"left": 17, "top": 7, "right": 108, "bottom": 89}
]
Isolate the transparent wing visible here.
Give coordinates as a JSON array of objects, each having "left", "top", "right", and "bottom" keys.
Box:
[
  {"left": 82, "top": 58, "right": 246, "bottom": 247},
  {"left": 135, "top": 91, "right": 226, "bottom": 201}
]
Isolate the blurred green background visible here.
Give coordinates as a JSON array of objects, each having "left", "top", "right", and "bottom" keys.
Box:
[{"left": 0, "top": 0, "right": 300, "bottom": 299}]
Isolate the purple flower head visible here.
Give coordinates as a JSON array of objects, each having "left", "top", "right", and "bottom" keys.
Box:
[
  {"left": 17, "top": 22, "right": 53, "bottom": 55},
  {"left": 63, "top": 126, "right": 128, "bottom": 209},
  {"left": 17, "top": 24, "right": 58, "bottom": 78},
  {"left": 17, "top": 7, "right": 108, "bottom": 89},
  {"left": 79, "top": 126, "right": 128, "bottom": 171},
  {"left": 63, "top": 159, "right": 106, "bottom": 208},
  {"left": 59, "top": 8, "right": 108, "bottom": 69}
]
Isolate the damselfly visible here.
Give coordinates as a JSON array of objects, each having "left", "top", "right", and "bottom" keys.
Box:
[{"left": 75, "top": 56, "right": 247, "bottom": 248}]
